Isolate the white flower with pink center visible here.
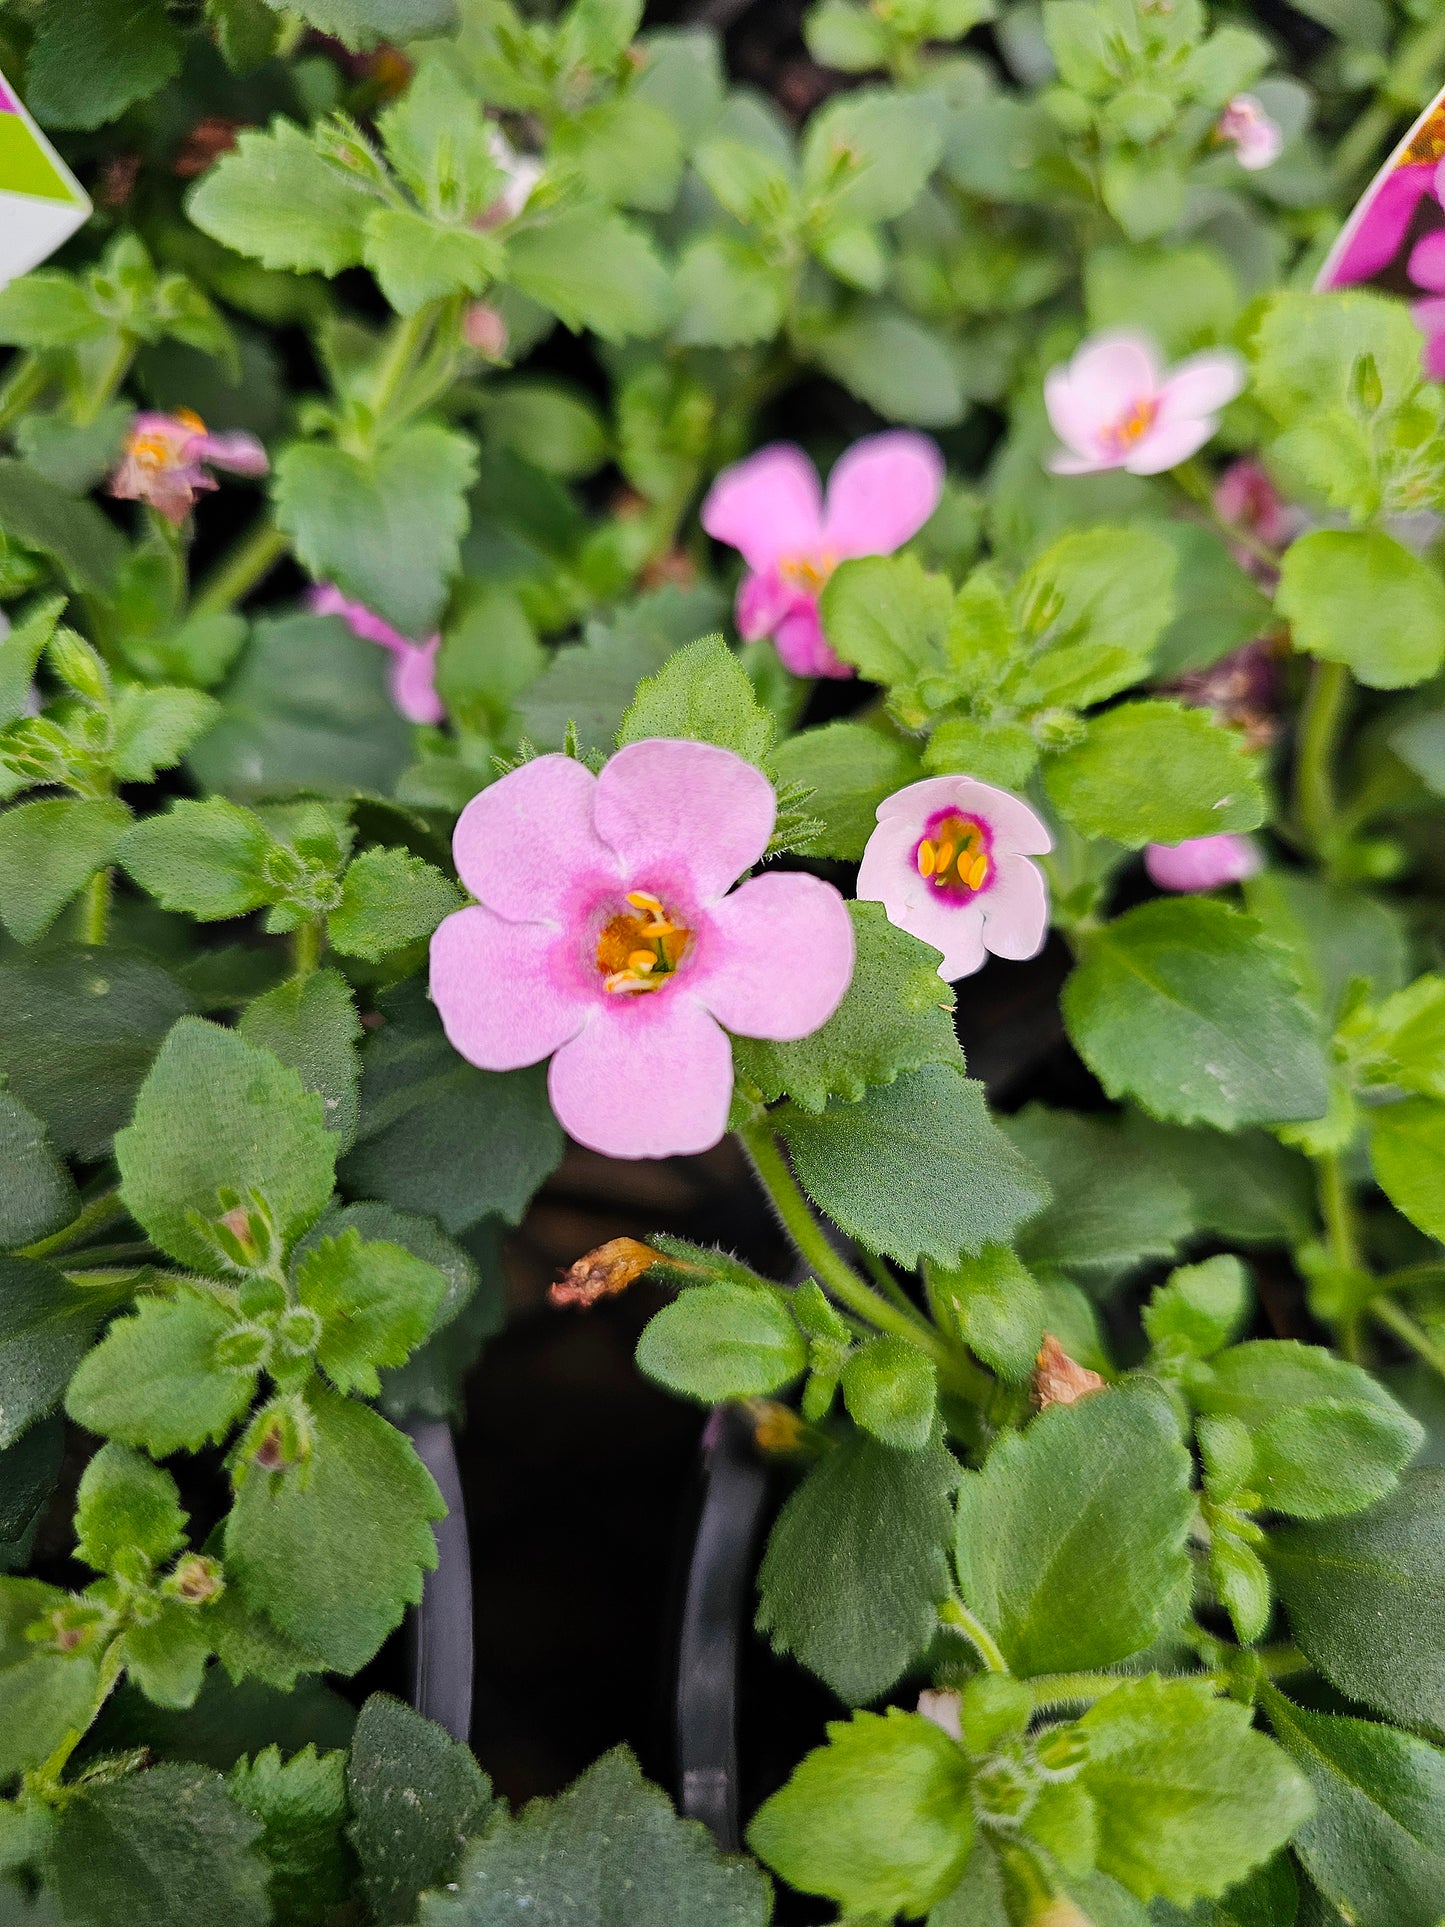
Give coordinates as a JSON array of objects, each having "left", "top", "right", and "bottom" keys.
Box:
[
  {"left": 1044, "top": 332, "right": 1245, "bottom": 478},
  {"left": 429, "top": 740, "right": 855, "bottom": 1159},
  {"left": 1218, "top": 94, "right": 1284, "bottom": 172},
  {"left": 857, "top": 776, "right": 1052, "bottom": 982},
  {"left": 700, "top": 431, "right": 945, "bottom": 679}
]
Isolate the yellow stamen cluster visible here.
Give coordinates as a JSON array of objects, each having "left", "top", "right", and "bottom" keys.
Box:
[
  {"left": 1106, "top": 396, "right": 1159, "bottom": 452},
  {"left": 916, "top": 816, "right": 990, "bottom": 893},
  {"left": 598, "top": 890, "right": 691, "bottom": 994},
  {"left": 127, "top": 407, "right": 206, "bottom": 472},
  {"left": 779, "top": 550, "right": 837, "bottom": 595}
]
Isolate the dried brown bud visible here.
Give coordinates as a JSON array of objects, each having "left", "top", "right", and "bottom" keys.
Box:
[
  {"left": 253, "top": 1423, "right": 291, "bottom": 1471},
  {"left": 99, "top": 153, "right": 142, "bottom": 210},
  {"left": 169, "top": 1556, "right": 223, "bottom": 1605},
  {"left": 1032, "top": 1334, "right": 1106, "bottom": 1410},
  {"left": 748, "top": 1399, "right": 806, "bottom": 1454},
  {"left": 551, "top": 1237, "right": 662, "bottom": 1309},
  {"left": 174, "top": 117, "right": 243, "bottom": 179}
]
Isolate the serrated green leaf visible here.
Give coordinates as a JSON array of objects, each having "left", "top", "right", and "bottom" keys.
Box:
[
  {"left": 617, "top": 634, "right": 775, "bottom": 763},
  {"left": 74, "top": 1442, "right": 186, "bottom": 1575},
  {"left": 0, "top": 798, "right": 132, "bottom": 945},
  {"left": 767, "top": 722, "right": 921, "bottom": 861},
  {"left": 0, "top": 601, "right": 64, "bottom": 730},
  {"left": 757, "top": 1426, "right": 957, "bottom": 1703},
  {"left": 119, "top": 797, "right": 280, "bottom": 922},
  {"left": 110, "top": 686, "right": 220, "bottom": 784},
  {"left": 1370, "top": 1098, "right": 1445, "bottom": 1242},
  {"left": 820, "top": 553, "right": 954, "bottom": 692},
  {"left": 237, "top": 970, "right": 361, "bottom": 1153},
  {"left": 25, "top": 0, "right": 183, "bottom": 131},
  {"left": 66, "top": 1294, "right": 257, "bottom": 1457},
  {"left": 328, "top": 849, "right": 460, "bottom": 962},
  {"left": 295, "top": 1229, "right": 445, "bottom": 1397},
  {"left": 1006, "top": 1105, "right": 1192, "bottom": 1278},
  {"left": 506, "top": 209, "right": 673, "bottom": 343},
  {"left": 841, "top": 1335, "right": 938, "bottom": 1450},
  {"left": 189, "top": 121, "right": 376, "bottom": 275},
  {"left": 1145, "top": 1256, "right": 1250, "bottom": 1361},
  {"left": 0, "top": 462, "right": 127, "bottom": 598},
  {"left": 0, "top": 1084, "right": 76, "bottom": 1249},
  {"left": 1276, "top": 531, "right": 1445, "bottom": 691},
  {"left": 0, "top": 1578, "right": 102, "bottom": 1784},
  {"left": 1044, "top": 701, "right": 1265, "bottom": 848},
  {"left": 229, "top": 1744, "right": 353, "bottom": 1926},
  {"left": 927, "top": 1244, "right": 1044, "bottom": 1384},
  {"left": 0, "top": 1256, "right": 118, "bottom": 1450}
]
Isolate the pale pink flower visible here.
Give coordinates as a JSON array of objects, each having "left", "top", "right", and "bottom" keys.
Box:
[
  {"left": 917, "top": 1689, "right": 963, "bottom": 1741},
  {"left": 1145, "top": 833, "right": 1261, "bottom": 893},
  {"left": 1044, "top": 333, "right": 1245, "bottom": 478},
  {"left": 700, "top": 432, "right": 945, "bottom": 679},
  {"left": 306, "top": 585, "right": 444, "bottom": 727},
  {"left": 110, "top": 408, "right": 268, "bottom": 525},
  {"left": 857, "top": 776, "right": 1051, "bottom": 982},
  {"left": 463, "top": 303, "right": 509, "bottom": 360},
  {"left": 1217, "top": 95, "right": 1283, "bottom": 172},
  {"left": 429, "top": 741, "right": 856, "bottom": 1159}
]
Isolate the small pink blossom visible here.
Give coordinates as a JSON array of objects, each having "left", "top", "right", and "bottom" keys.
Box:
[
  {"left": 700, "top": 432, "right": 945, "bottom": 679},
  {"left": 1044, "top": 332, "right": 1245, "bottom": 478},
  {"left": 429, "top": 741, "right": 855, "bottom": 1159},
  {"left": 916, "top": 1689, "right": 962, "bottom": 1741},
  {"left": 857, "top": 776, "right": 1051, "bottom": 983},
  {"left": 1213, "top": 458, "right": 1305, "bottom": 564},
  {"left": 110, "top": 409, "right": 268, "bottom": 525},
  {"left": 1145, "top": 833, "right": 1261, "bottom": 893},
  {"left": 1217, "top": 95, "right": 1283, "bottom": 172},
  {"left": 463, "top": 303, "right": 509, "bottom": 360},
  {"left": 306, "top": 585, "right": 444, "bottom": 727}
]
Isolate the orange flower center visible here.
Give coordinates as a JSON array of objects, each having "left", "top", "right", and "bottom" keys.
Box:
[
  {"left": 779, "top": 550, "right": 837, "bottom": 595},
  {"left": 128, "top": 408, "right": 206, "bottom": 472},
  {"left": 916, "top": 815, "right": 990, "bottom": 894},
  {"left": 596, "top": 891, "right": 692, "bottom": 994},
  {"left": 1105, "top": 396, "right": 1159, "bottom": 453}
]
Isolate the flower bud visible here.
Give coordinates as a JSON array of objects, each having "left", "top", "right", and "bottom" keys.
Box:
[
  {"left": 165, "top": 1555, "right": 224, "bottom": 1606},
  {"left": 1032, "top": 1334, "right": 1105, "bottom": 1410},
  {"left": 463, "top": 303, "right": 509, "bottom": 361},
  {"left": 551, "top": 1237, "right": 662, "bottom": 1309}
]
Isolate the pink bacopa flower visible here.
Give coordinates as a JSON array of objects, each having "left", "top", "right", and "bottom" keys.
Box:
[
  {"left": 110, "top": 408, "right": 268, "bottom": 525},
  {"left": 1145, "top": 833, "right": 1261, "bottom": 894},
  {"left": 1044, "top": 332, "right": 1245, "bottom": 478},
  {"left": 1217, "top": 95, "right": 1283, "bottom": 172},
  {"left": 857, "top": 776, "right": 1051, "bottom": 982},
  {"left": 700, "top": 432, "right": 945, "bottom": 680},
  {"left": 306, "top": 585, "right": 444, "bottom": 727},
  {"left": 429, "top": 740, "right": 856, "bottom": 1159}
]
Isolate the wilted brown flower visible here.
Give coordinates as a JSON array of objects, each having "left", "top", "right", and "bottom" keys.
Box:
[
  {"left": 550, "top": 1237, "right": 662, "bottom": 1309},
  {"left": 748, "top": 1400, "right": 807, "bottom": 1454},
  {"left": 1032, "top": 1333, "right": 1106, "bottom": 1410},
  {"left": 174, "top": 117, "right": 243, "bottom": 179}
]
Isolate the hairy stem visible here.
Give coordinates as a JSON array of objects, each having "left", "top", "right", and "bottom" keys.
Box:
[
  {"left": 18, "top": 1189, "right": 127, "bottom": 1260},
  {"left": 190, "top": 518, "right": 288, "bottom": 620},
  {"left": 1295, "top": 659, "right": 1351, "bottom": 857},
  {"left": 1371, "top": 1296, "right": 1445, "bottom": 1379},
  {"left": 0, "top": 354, "right": 48, "bottom": 438},
  {"left": 30, "top": 1640, "right": 126, "bottom": 1797},
  {"left": 937, "top": 1596, "right": 1010, "bottom": 1674},
  {"left": 80, "top": 866, "right": 112, "bottom": 947},
  {"left": 292, "top": 916, "right": 324, "bottom": 977},
  {"left": 370, "top": 302, "right": 441, "bottom": 435},
  {"left": 1026, "top": 1671, "right": 1129, "bottom": 1711}
]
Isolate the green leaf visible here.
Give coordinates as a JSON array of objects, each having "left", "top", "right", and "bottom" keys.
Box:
[
  {"left": 757, "top": 1427, "right": 957, "bottom": 1703},
  {"left": 74, "top": 1443, "right": 186, "bottom": 1574},
  {"left": 0, "top": 949, "right": 192, "bottom": 1161},
  {"left": 327, "top": 849, "right": 459, "bottom": 963},
  {"left": 808, "top": 303, "right": 966, "bottom": 428},
  {"left": 617, "top": 634, "right": 775, "bottom": 763},
  {"left": 926, "top": 1245, "right": 1044, "bottom": 1384},
  {"left": 109, "top": 686, "right": 219, "bottom": 784},
  {"left": 954, "top": 1384, "right": 1192, "bottom": 1675},
  {"left": 1017, "top": 524, "right": 1177, "bottom": 698},
  {"left": 1144, "top": 1256, "right": 1250, "bottom": 1361},
  {"left": 1075, "top": 1678, "right": 1311, "bottom": 1907},
  {"left": 346, "top": 1693, "right": 494, "bottom": 1927},
  {"left": 481, "top": 381, "right": 608, "bottom": 482},
  {"left": 116, "top": 1018, "right": 335, "bottom": 1273},
  {"left": 44, "top": 1764, "right": 269, "bottom": 1927},
  {"left": 778, "top": 1066, "right": 1051, "bottom": 1269},
  {"left": 506, "top": 209, "right": 673, "bottom": 343},
  {"left": 420, "top": 1747, "right": 771, "bottom": 1925},
  {"left": 767, "top": 722, "right": 921, "bottom": 861},
  {"left": 237, "top": 970, "right": 361, "bottom": 1153},
  {"left": 636, "top": 1283, "right": 806, "bottom": 1404},
  {"left": 226, "top": 1386, "right": 443, "bottom": 1675},
  {"left": 0, "top": 601, "right": 64, "bottom": 729},
  {"left": 281, "top": 0, "right": 456, "bottom": 49},
  {"left": 228, "top": 1743, "right": 352, "bottom": 1927},
  {"left": 1044, "top": 701, "right": 1265, "bottom": 848},
  {"left": 748, "top": 1709, "right": 972, "bottom": 1918},
  {"left": 0, "top": 1256, "right": 116, "bottom": 1449},
  {"left": 25, "top": 0, "right": 183, "bottom": 130},
  {"left": 0, "top": 1578, "right": 102, "bottom": 1783},
  {"left": 1265, "top": 1693, "right": 1445, "bottom": 1927},
  {"left": 1276, "top": 531, "right": 1445, "bottom": 691},
  {"left": 1153, "top": 523, "right": 1272, "bottom": 681},
  {"left": 1062, "top": 899, "right": 1330, "bottom": 1130},
  {"left": 188, "top": 121, "right": 376, "bottom": 275},
  {"left": 674, "top": 236, "right": 789, "bottom": 348},
  {"left": 295, "top": 1229, "right": 445, "bottom": 1397},
  {"left": 364, "top": 210, "right": 502, "bottom": 316},
  {"left": 1253, "top": 290, "right": 1427, "bottom": 424},
  {"left": 0, "top": 798, "right": 131, "bottom": 945},
  {"left": 1243, "top": 870, "right": 1409, "bottom": 1023},
  {"left": 65, "top": 1294, "right": 257, "bottom": 1456},
  {"left": 842, "top": 1336, "right": 938, "bottom": 1450},
  {"left": 274, "top": 424, "right": 477, "bottom": 640},
  {"left": 119, "top": 798, "right": 280, "bottom": 922},
  {"left": 802, "top": 87, "right": 944, "bottom": 224},
  {"left": 341, "top": 980, "right": 563, "bottom": 1234},
  {"left": 736, "top": 902, "right": 962, "bottom": 1114},
  {"left": 0, "top": 1084, "right": 76, "bottom": 1248},
  {"left": 1188, "top": 1341, "right": 1422, "bottom": 1520},
  {"left": 1269, "top": 1471, "right": 1445, "bottom": 1739},
  {"left": 1125, "top": 1117, "right": 1317, "bottom": 1248},
  {"left": 1005, "top": 1106, "right": 1192, "bottom": 1277},
  {"left": 1370, "top": 1098, "right": 1445, "bottom": 1242},
  {"left": 0, "top": 462, "right": 127, "bottom": 597},
  {"left": 551, "top": 94, "right": 685, "bottom": 213}
]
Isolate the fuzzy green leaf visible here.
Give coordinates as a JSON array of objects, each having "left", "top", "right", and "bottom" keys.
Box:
[
  {"left": 927, "top": 1245, "right": 1045, "bottom": 1384},
  {"left": 0, "top": 1256, "right": 116, "bottom": 1450},
  {"left": 506, "top": 209, "right": 674, "bottom": 343},
  {"left": 328, "top": 849, "right": 460, "bottom": 962},
  {"left": 66, "top": 1294, "right": 258, "bottom": 1457},
  {"left": 25, "top": 0, "right": 183, "bottom": 130},
  {"left": 295, "top": 1230, "right": 446, "bottom": 1397},
  {"left": 0, "top": 1084, "right": 77, "bottom": 1248},
  {"left": 188, "top": 120, "right": 376, "bottom": 274},
  {"left": 1276, "top": 530, "right": 1445, "bottom": 691},
  {"left": 767, "top": 722, "right": 921, "bottom": 861},
  {"left": 617, "top": 634, "right": 775, "bottom": 763},
  {"left": 74, "top": 1443, "right": 186, "bottom": 1575},
  {"left": 1006, "top": 1105, "right": 1192, "bottom": 1277},
  {"left": 636, "top": 1283, "right": 806, "bottom": 1404},
  {"left": 1043, "top": 701, "right": 1265, "bottom": 848},
  {"left": 0, "top": 1579, "right": 102, "bottom": 1783},
  {"left": 119, "top": 797, "right": 280, "bottom": 922},
  {"left": 0, "top": 798, "right": 132, "bottom": 944},
  {"left": 841, "top": 1336, "right": 938, "bottom": 1450},
  {"left": 1370, "top": 1097, "right": 1445, "bottom": 1242},
  {"left": 228, "top": 1744, "right": 352, "bottom": 1926}
]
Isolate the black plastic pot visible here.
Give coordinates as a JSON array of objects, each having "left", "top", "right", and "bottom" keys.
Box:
[{"left": 404, "top": 1418, "right": 474, "bottom": 1745}]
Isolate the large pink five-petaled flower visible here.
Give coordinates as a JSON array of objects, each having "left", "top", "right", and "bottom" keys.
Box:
[
  {"left": 700, "top": 432, "right": 945, "bottom": 680},
  {"left": 429, "top": 740, "right": 856, "bottom": 1158},
  {"left": 858, "top": 775, "right": 1052, "bottom": 982},
  {"left": 1044, "top": 332, "right": 1245, "bottom": 477}
]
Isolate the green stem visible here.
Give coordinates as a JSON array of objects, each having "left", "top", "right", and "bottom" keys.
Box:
[
  {"left": 74, "top": 334, "right": 135, "bottom": 428},
  {"left": 1172, "top": 460, "right": 1281, "bottom": 575},
  {"left": 0, "top": 354, "right": 48, "bottom": 438},
  {"left": 370, "top": 303, "right": 441, "bottom": 436},
  {"left": 292, "top": 917, "right": 324, "bottom": 977},
  {"left": 1257, "top": 1642, "right": 1312, "bottom": 1681},
  {"left": 1317, "top": 1150, "right": 1367, "bottom": 1361},
  {"left": 30, "top": 1640, "right": 125, "bottom": 1796},
  {"left": 18, "top": 1189, "right": 127, "bottom": 1260},
  {"left": 1295, "top": 659, "right": 1351, "bottom": 858},
  {"left": 1371, "top": 1296, "right": 1445, "bottom": 1379},
  {"left": 81, "top": 866, "right": 112, "bottom": 947},
  {"left": 1026, "top": 1671, "right": 1129, "bottom": 1711},
  {"left": 739, "top": 1121, "right": 990, "bottom": 1402},
  {"left": 1379, "top": 1261, "right": 1445, "bottom": 1295},
  {"left": 938, "top": 1596, "right": 1010, "bottom": 1673},
  {"left": 190, "top": 519, "right": 288, "bottom": 620}
]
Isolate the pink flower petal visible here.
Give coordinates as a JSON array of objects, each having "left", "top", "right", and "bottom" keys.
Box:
[
  {"left": 1417, "top": 298, "right": 1445, "bottom": 379},
  {"left": 979, "top": 856, "right": 1049, "bottom": 959},
  {"left": 876, "top": 776, "right": 1051, "bottom": 856},
  {"left": 1046, "top": 448, "right": 1113, "bottom": 476},
  {"left": 822, "top": 431, "right": 946, "bottom": 558},
  {"left": 701, "top": 444, "right": 825, "bottom": 573},
  {"left": 692, "top": 872, "right": 855, "bottom": 1040},
  {"left": 389, "top": 639, "right": 445, "bottom": 726},
  {"left": 197, "top": 430, "right": 269, "bottom": 477},
  {"left": 547, "top": 994, "right": 735, "bottom": 1158},
  {"left": 452, "top": 754, "right": 619, "bottom": 923},
  {"left": 1410, "top": 229, "right": 1445, "bottom": 295},
  {"left": 776, "top": 604, "right": 849, "bottom": 678},
  {"left": 308, "top": 584, "right": 415, "bottom": 652},
  {"left": 593, "top": 739, "right": 775, "bottom": 904},
  {"left": 1124, "top": 416, "right": 1218, "bottom": 476},
  {"left": 1326, "top": 162, "right": 1438, "bottom": 289},
  {"left": 430, "top": 905, "right": 589, "bottom": 1069},
  {"left": 737, "top": 568, "right": 795, "bottom": 642},
  {"left": 1155, "top": 351, "right": 1245, "bottom": 424},
  {"left": 1145, "top": 834, "right": 1261, "bottom": 892},
  {"left": 1045, "top": 333, "right": 1160, "bottom": 451}
]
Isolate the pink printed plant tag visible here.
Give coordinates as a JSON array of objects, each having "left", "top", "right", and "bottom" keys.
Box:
[
  {"left": 1318, "top": 83, "right": 1445, "bottom": 377},
  {"left": 0, "top": 65, "right": 89, "bottom": 288}
]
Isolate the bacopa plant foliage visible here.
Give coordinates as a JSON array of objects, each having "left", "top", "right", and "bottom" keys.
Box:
[{"left": 3, "top": 0, "right": 1445, "bottom": 1920}]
